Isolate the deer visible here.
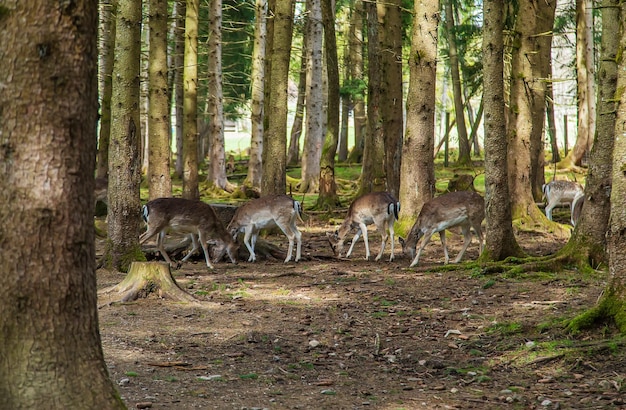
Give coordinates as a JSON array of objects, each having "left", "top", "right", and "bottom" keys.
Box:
[
  {"left": 139, "top": 197, "right": 238, "bottom": 269},
  {"left": 326, "top": 191, "right": 400, "bottom": 262},
  {"left": 227, "top": 194, "right": 303, "bottom": 263},
  {"left": 399, "top": 190, "right": 484, "bottom": 268},
  {"left": 542, "top": 180, "right": 584, "bottom": 224},
  {"left": 571, "top": 192, "right": 585, "bottom": 226}
]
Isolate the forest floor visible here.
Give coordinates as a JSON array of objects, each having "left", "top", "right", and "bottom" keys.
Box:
[{"left": 97, "top": 210, "right": 625, "bottom": 410}]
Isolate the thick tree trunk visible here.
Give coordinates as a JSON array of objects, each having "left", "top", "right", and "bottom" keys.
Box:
[
  {"left": 173, "top": 0, "right": 186, "bottom": 179},
  {"left": 481, "top": 0, "right": 524, "bottom": 261},
  {"left": 106, "top": 0, "right": 144, "bottom": 272},
  {"left": 0, "top": 1, "right": 124, "bottom": 407},
  {"left": 347, "top": 0, "right": 366, "bottom": 164},
  {"left": 148, "top": 0, "right": 173, "bottom": 199},
  {"left": 398, "top": 0, "right": 438, "bottom": 224},
  {"left": 287, "top": 42, "right": 306, "bottom": 166},
  {"left": 97, "top": 0, "right": 116, "bottom": 180}
]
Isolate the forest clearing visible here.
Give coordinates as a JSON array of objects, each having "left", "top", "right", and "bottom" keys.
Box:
[{"left": 97, "top": 206, "right": 625, "bottom": 410}]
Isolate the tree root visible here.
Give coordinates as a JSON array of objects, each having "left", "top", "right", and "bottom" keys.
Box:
[{"left": 98, "top": 262, "right": 199, "bottom": 307}]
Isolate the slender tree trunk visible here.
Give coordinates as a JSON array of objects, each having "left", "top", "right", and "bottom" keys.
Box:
[
  {"left": 287, "top": 43, "right": 307, "bottom": 166},
  {"left": 347, "top": 0, "right": 365, "bottom": 164},
  {"left": 206, "top": 0, "right": 233, "bottom": 192},
  {"left": 0, "top": 1, "right": 125, "bottom": 406},
  {"left": 246, "top": 0, "right": 267, "bottom": 189},
  {"left": 174, "top": 0, "right": 185, "bottom": 179},
  {"left": 444, "top": 0, "right": 471, "bottom": 166},
  {"left": 398, "top": 0, "right": 439, "bottom": 223},
  {"left": 546, "top": 77, "right": 561, "bottom": 163},
  {"left": 262, "top": 0, "right": 294, "bottom": 196},
  {"left": 359, "top": 0, "right": 385, "bottom": 195},
  {"left": 378, "top": 0, "right": 403, "bottom": 198},
  {"left": 560, "top": 0, "right": 596, "bottom": 169},
  {"left": 317, "top": 0, "right": 341, "bottom": 209},
  {"left": 183, "top": 0, "right": 200, "bottom": 199},
  {"left": 148, "top": 0, "right": 173, "bottom": 199},
  {"left": 300, "top": 0, "right": 323, "bottom": 193},
  {"left": 97, "top": 0, "right": 116, "bottom": 179},
  {"left": 481, "top": 0, "right": 524, "bottom": 261}
]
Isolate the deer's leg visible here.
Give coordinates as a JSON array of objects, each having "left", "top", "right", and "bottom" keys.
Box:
[
  {"left": 359, "top": 222, "right": 371, "bottom": 260},
  {"left": 473, "top": 223, "right": 484, "bottom": 254},
  {"left": 287, "top": 220, "right": 302, "bottom": 262},
  {"left": 181, "top": 234, "right": 200, "bottom": 263},
  {"left": 453, "top": 226, "right": 472, "bottom": 263},
  {"left": 374, "top": 220, "right": 388, "bottom": 262},
  {"left": 276, "top": 221, "right": 295, "bottom": 263},
  {"left": 409, "top": 231, "right": 432, "bottom": 268},
  {"left": 196, "top": 231, "right": 215, "bottom": 269},
  {"left": 243, "top": 228, "right": 256, "bottom": 262},
  {"left": 345, "top": 229, "right": 363, "bottom": 259},
  {"left": 545, "top": 200, "right": 556, "bottom": 221},
  {"left": 388, "top": 221, "right": 395, "bottom": 262},
  {"left": 439, "top": 231, "right": 450, "bottom": 264},
  {"left": 156, "top": 231, "right": 175, "bottom": 266}
]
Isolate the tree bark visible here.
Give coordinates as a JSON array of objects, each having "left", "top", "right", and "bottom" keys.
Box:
[
  {"left": 347, "top": 0, "right": 366, "bottom": 164},
  {"left": 262, "top": 0, "right": 294, "bottom": 196},
  {"left": 481, "top": 0, "right": 524, "bottom": 261},
  {"left": 379, "top": 0, "right": 403, "bottom": 197},
  {"left": 0, "top": 1, "right": 124, "bottom": 406},
  {"left": 398, "top": 0, "right": 438, "bottom": 223},
  {"left": 246, "top": 0, "right": 267, "bottom": 188},
  {"left": 173, "top": 0, "right": 186, "bottom": 179},
  {"left": 148, "top": 0, "right": 173, "bottom": 200},
  {"left": 287, "top": 40, "right": 307, "bottom": 166},
  {"left": 97, "top": 0, "right": 116, "bottom": 180},
  {"left": 183, "top": 0, "right": 200, "bottom": 200},
  {"left": 106, "top": 0, "right": 144, "bottom": 272}
]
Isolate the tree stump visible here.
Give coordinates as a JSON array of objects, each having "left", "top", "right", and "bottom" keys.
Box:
[{"left": 98, "top": 262, "right": 197, "bottom": 307}]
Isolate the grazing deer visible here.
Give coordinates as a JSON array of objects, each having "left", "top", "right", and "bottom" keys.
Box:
[
  {"left": 139, "top": 198, "right": 238, "bottom": 269},
  {"left": 326, "top": 191, "right": 400, "bottom": 261},
  {"left": 571, "top": 192, "right": 585, "bottom": 226},
  {"left": 227, "top": 194, "right": 303, "bottom": 263},
  {"left": 399, "top": 191, "right": 484, "bottom": 268},
  {"left": 542, "top": 180, "right": 584, "bottom": 224}
]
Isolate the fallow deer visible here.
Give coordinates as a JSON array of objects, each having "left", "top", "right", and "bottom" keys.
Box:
[
  {"left": 571, "top": 192, "right": 585, "bottom": 226},
  {"left": 227, "top": 194, "right": 303, "bottom": 263},
  {"left": 542, "top": 180, "right": 584, "bottom": 224},
  {"left": 399, "top": 191, "right": 484, "bottom": 268},
  {"left": 139, "top": 197, "right": 238, "bottom": 269},
  {"left": 326, "top": 191, "right": 400, "bottom": 261}
]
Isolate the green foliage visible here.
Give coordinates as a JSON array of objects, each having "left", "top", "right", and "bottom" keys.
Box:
[{"left": 340, "top": 78, "right": 367, "bottom": 100}]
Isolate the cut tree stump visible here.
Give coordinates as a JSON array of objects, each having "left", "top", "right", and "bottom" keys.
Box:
[{"left": 98, "top": 262, "right": 198, "bottom": 307}]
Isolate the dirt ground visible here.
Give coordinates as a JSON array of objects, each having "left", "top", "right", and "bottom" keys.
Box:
[{"left": 97, "top": 212, "right": 625, "bottom": 410}]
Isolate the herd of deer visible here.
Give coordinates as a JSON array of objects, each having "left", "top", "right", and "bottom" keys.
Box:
[{"left": 122, "top": 178, "right": 584, "bottom": 270}]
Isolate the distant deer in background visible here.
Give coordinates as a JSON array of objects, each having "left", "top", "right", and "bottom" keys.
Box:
[
  {"left": 542, "top": 180, "right": 584, "bottom": 224},
  {"left": 139, "top": 198, "right": 238, "bottom": 269},
  {"left": 227, "top": 194, "right": 304, "bottom": 263},
  {"left": 399, "top": 191, "right": 484, "bottom": 268},
  {"left": 327, "top": 191, "right": 400, "bottom": 262}
]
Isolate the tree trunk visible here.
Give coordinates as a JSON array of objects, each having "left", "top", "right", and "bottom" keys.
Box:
[
  {"left": 359, "top": 0, "right": 386, "bottom": 195},
  {"left": 546, "top": 78, "right": 561, "bottom": 163},
  {"left": 106, "top": 0, "right": 144, "bottom": 272},
  {"left": 507, "top": 0, "right": 561, "bottom": 231},
  {"left": 183, "top": 0, "right": 200, "bottom": 200},
  {"left": 148, "top": 0, "right": 173, "bottom": 200},
  {"left": 262, "top": 0, "right": 294, "bottom": 196},
  {"left": 174, "top": 0, "right": 185, "bottom": 179},
  {"left": 481, "top": 0, "right": 524, "bottom": 261},
  {"left": 0, "top": 1, "right": 124, "bottom": 406},
  {"left": 206, "top": 0, "right": 234, "bottom": 192},
  {"left": 97, "top": 0, "right": 116, "bottom": 180},
  {"left": 287, "top": 41, "right": 307, "bottom": 166},
  {"left": 300, "top": 0, "right": 324, "bottom": 194},
  {"left": 559, "top": 0, "right": 596, "bottom": 169},
  {"left": 398, "top": 0, "right": 438, "bottom": 224},
  {"left": 347, "top": 0, "right": 366, "bottom": 164},
  {"left": 379, "top": 0, "right": 403, "bottom": 198},
  {"left": 317, "top": 0, "right": 341, "bottom": 210},
  {"left": 246, "top": 0, "right": 267, "bottom": 189},
  {"left": 444, "top": 0, "right": 471, "bottom": 166}
]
